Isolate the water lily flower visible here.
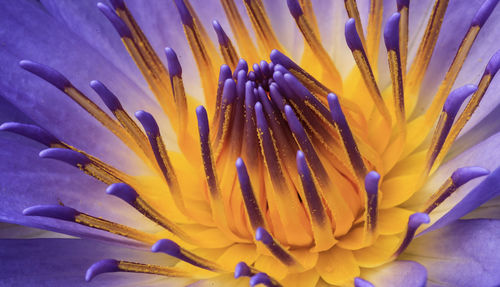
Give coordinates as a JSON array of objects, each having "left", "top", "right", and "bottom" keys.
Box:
[{"left": 1, "top": 0, "right": 500, "bottom": 286}]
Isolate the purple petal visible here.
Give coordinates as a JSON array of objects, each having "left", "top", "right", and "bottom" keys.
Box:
[{"left": 361, "top": 260, "right": 427, "bottom": 287}]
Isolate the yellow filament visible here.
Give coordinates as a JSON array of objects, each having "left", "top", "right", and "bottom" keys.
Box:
[
  {"left": 178, "top": 247, "right": 226, "bottom": 272},
  {"left": 424, "top": 25, "right": 481, "bottom": 125},
  {"left": 398, "top": 6, "right": 409, "bottom": 79},
  {"left": 171, "top": 75, "right": 189, "bottom": 137},
  {"left": 431, "top": 73, "right": 493, "bottom": 172},
  {"left": 75, "top": 213, "right": 158, "bottom": 244},
  {"left": 295, "top": 16, "right": 343, "bottom": 93},
  {"left": 117, "top": 261, "right": 191, "bottom": 277},
  {"left": 421, "top": 178, "right": 454, "bottom": 213},
  {"left": 351, "top": 50, "right": 392, "bottom": 125},
  {"left": 366, "top": 0, "right": 383, "bottom": 66},
  {"left": 218, "top": 36, "right": 240, "bottom": 71},
  {"left": 243, "top": 0, "right": 284, "bottom": 55},
  {"left": 387, "top": 50, "right": 406, "bottom": 137},
  {"left": 406, "top": 0, "right": 450, "bottom": 98},
  {"left": 344, "top": 0, "right": 367, "bottom": 52},
  {"left": 423, "top": 111, "right": 449, "bottom": 176},
  {"left": 219, "top": 0, "right": 260, "bottom": 63},
  {"left": 214, "top": 104, "right": 234, "bottom": 159}
]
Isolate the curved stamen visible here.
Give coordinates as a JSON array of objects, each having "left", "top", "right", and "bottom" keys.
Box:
[
  {"left": 213, "top": 79, "right": 237, "bottom": 158},
  {"left": 152, "top": 239, "right": 224, "bottom": 272},
  {"left": 213, "top": 20, "right": 239, "bottom": 69},
  {"left": 255, "top": 227, "right": 298, "bottom": 267},
  {"left": 0, "top": 122, "right": 62, "bottom": 148},
  {"left": 165, "top": 47, "right": 188, "bottom": 136},
  {"left": 242, "top": 0, "right": 283, "bottom": 54},
  {"left": 85, "top": 259, "right": 190, "bottom": 282},
  {"left": 392, "top": 213, "right": 430, "bottom": 258},
  {"left": 344, "top": 0, "right": 367, "bottom": 53},
  {"left": 23, "top": 205, "right": 158, "bottom": 244},
  {"left": 422, "top": 167, "right": 489, "bottom": 214},
  {"left": 250, "top": 272, "right": 282, "bottom": 287},
  {"left": 236, "top": 158, "right": 267, "bottom": 232},
  {"left": 97, "top": 2, "right": 132, "bottom": 38},
  {"left": 363, "top": 171, "right": 380, "bottom": 242},
  {"left": 212, "top": 64, "right": 233, "bottom": 130},
  {"left": 396, "top": 0, "right": 410, "bottom": 78}
]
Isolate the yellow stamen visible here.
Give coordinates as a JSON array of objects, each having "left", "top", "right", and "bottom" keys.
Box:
[{"left": 243, "top": 0, "right": 284, "bottom": 55}]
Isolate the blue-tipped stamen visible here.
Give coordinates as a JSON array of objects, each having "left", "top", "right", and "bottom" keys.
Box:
[
  {"left": 85, "top": 259, "right": 120, "bottom": 282},
  {"left": 364, "top": 171, "right": 380, "bottom": 238},
  {"left": 236, "top": 158, "right": 266, "bottom": 231},
  {"left": 0, "top": 122, "right": 61, "bottom": 147},
  {"left": 152, "top": 239, "right": 223, "bottom": 271},
  {"left": 19, "top": 60, "right": 71, "bottom": 91},
  {"left": 471, "top": 0, "right": 499, "bottom": 28},
  {"left": 392, "top": 213, "right": 430, "bottom": 257},
  {"left": 90, "top": 80, "right": 123, "bottom": 111},
  {"left": 23, "top": 205, "right": 79, "bottom": 221},
  {"left": 354, "top": 277, "right": 375, "bottom": 287},
  {"left": 255, "top": 227, "right": 297, "bottom": 267},
  {"left": 97, "top": 2, "right": 132, "bottom": 38},
  {"left": 234, "top": 261, "right": 253, "bottom": 278}
]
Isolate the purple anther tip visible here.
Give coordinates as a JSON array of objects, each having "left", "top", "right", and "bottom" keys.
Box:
[
  {"left": 250, "top": 273, "right": 272, "bottom": 287},
  {"left": 384, "top": 13, "right": 401, "bottom": 52},
  {"left": 472, "top": 0, "right": 499, "bottom": 28},
  {"left": 109, "top": 0, "right": 125, "bottom": 10},
  {"left": 451, "top": 166, "right": 489, "bottom": 187},
  {"left": 196, "top": 105, "right": 210, "bottom": 136},
  {"left": 23, "top": 205, "right": 79, "bottom": 221},
  {"left": 151, "top": 239, "right": 181, "bottom": 256},
  {"left": 485, "top": 50, "right": 500, "bottom": 76},
  {"left": 443, "top": 84, "right": 477, "bottom": 115},
  {"left": 284, "top": 105, "right": 302, "bottom": 134},
  {"left": 90, "top": 80, "right": 122, "bottom": 111},
  {"left": 345, "top": 18, "right": 363, "bottom": 51},
  {"left": 364, "top": 171, "right": 381, "bottom": 195},
  {"left": 396, "top": 0, "right": 410, "bottom": 10},
  {"left": 106, "top": 183, "right": 139, "bottom": 205},
  {"left": 19, "top": 60, "right": 70, "bottom": 91},
  {"left": 260, "top": 61, "right": 271, "bottom": 77},
  {"left": 255, "top": 227, "right": 273, "bottom": 245},
  {"left": 97, "top": 2, "right": 132, "bottom": 38},
  {"left": 354, "top": 277, "right": 375, "bottom": 287},
  {"left": 39, "top": 148, "right": 91, "bottom": 167},
  {"left": 85, "top": 259, "right": 120, "bottom": 282},
  {"left": 286, "top": 0, "right": 303, "bottom": 18},
  {"left": 0, "top": 122, "right": 58, "bottom": 147},
  {"left": 219, "top": 64, "right": 232, "bottom": 82},
  {"left": 273, "top": 64, "right": 289, "bottom": 75},
  {"left": 165, "top": 47, "right": 182, "bottom": 77},
  {"left": 296, "top": 150, "right": 306, "bottom": 166},
  {"left": 408, "top": 212, "right": 430, "bottom": 229},
  {"left": 212, "top": 20, "right": 229, "bottom": 46},
  {"left": 270, "top": 50, "right": 296, "bottom": 70},
  {"left": 248, "top": 71, "right": 256, "bottom": 81},
  {"left": 233, "top": 59, "right": 248, "bottom": 78},
  {"left": 135, "top": 110, "right": 160, "bottom": 136},
  {"left": 235, "top": 157, "right": 246, "bottom": 172},
  {"left": 222, "top": 79, "right": 237, "bottom": 102},
  {"left": 173, "top": 0, "right": 194, "bottom": 26},
  {"left": 234, "top": 261, "right": 252, "bottom": 278},
  {"left": 327, "top": 93, "right": 344, "bottom": 123}
]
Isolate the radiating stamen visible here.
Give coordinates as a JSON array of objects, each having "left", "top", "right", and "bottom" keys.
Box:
[
  {"left": 424, "top": 85, "right": 477, "bottom": 174},
  {"left": 152, "top": 239, "right": 224, "bottom": 272},
  {"left": 363, "top": 171, "right": 380, "bottom": 242},
  {"left": 242, "top": 81, "right": 260, "bottom": 169},
  {"left": 397, "top": 0, "right": 410, "bottom": 78},
  {"left": 286, "top": 0, "right": 342, "bottom": 90},
  {"left": 39, "top": 148, "right": 132, "bottom": 185},
  {"left": 250, "top": 272, "right": 282, "bottom": 287},
  {"left": 90, "top": 80, "right": 154, "bottom": 162},
  {"left": 86, "top": 259, "right": 191, "bottom": 282},
  {"left": 236, "top": 158, "right": 267, "bottom": 232},
  {"left": 406, "top": 0, "right": 449, "bottom": 95},
  {"left": 165, "top": 48, "right": 190, "bottom": 140},
  {"left": 173, "top": 0, "right": 218, "bottom": 110},
  {"left": 296, "top": 151, "right": 336, "bottom": 251},
  {"left": 23, "top": 205, "right": 158, "bottom": 244},
  {"left": 354, "top": 277, "right": 375, "bottom": 287},
  {"left": 344, "top": 0, "right": 367, "bottom": 53},
  {"left": 424, "top": 0, "right": 499, "bottom": 124},
  {"left": 213, "top": 79, "right": 237, "bottom": 158},
  {"left": 212, "top": 65, "right": 233, "bottom": 132},
  {"left": 422, "top": 167, "right": 489, "bottom": 214},
  {"left": 432, "top": 51, "right": 500, "bottom": 170},
  {"left": 242, "top": 0, "right": 284, "bottom": 54},
  {"left": 255, "top": 227, "right": 298, "bottom": 267},
  {"left": 213, "top": 20, "right": 239, "bottom": 70},
  {"left": 344, "top": 20, "right": 391, "bottom": 125},
  {"left": 219, "top": 0, "right": 260, "bottom": 63},
  {"left": 19, "top": 61, "right": 136, "bottom": 152},
  {"left": 0, "top": 123, "right": 64, "bottom": 148},
  {"left": 135, "top": 111, "right": 185, "bottom": 213},
  {"left": 327, "top": 94, "right": 367, "bottom": 181},
  {"left": 384, "top": 13, "right": 406, "bottom": 136},
  {"left": 366, "top": 0, "right": 383, "bottom": 66},
  {"left": 392, "top": 213, "right": 430, "bottom": 258}
]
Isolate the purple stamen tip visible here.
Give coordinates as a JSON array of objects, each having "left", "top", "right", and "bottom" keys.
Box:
[
  {"left": 212, "top": 20, "right": 229, "bottom": 46},
  {"left": 345, "top": 18, "right": 363, "bottom": 51},
  {"left": 471, "top": 0, "right": 499, "bottom": 28},
  {"left": 485, "top": 50, "right": 500, "bottom": 76},
  {"left": 284, "top": 105, "right": 302, "bottom": 134},
  {"left": 235, "top": 157, "right": 247, "bottom": 176},
  {"left": 0, "top": 122, "right": 59, "bottom": 147},
  {"left": 19, "top": 60, "right": 70, "bottom": 91},
  {"left": 23, "top": 205, "right": 79, "bottom": 221},
  {"left": 286, "top": 0, "right": 303, "bottom": 18},
  {"left": 39, "top": 148, "right": 91, "bottom": 167},
  {"left": 408, "top": 212, "right": 430, "bottom": 230},
  {"left": 151, "top": 239, "right": 181, "bottom": 256},
  {"left": 233, "top": 59, "right": 249, "bottom": 78},
  {"left": 97, "top": 2, "right": 132, "bottom": 39},
  {"left": 250, "top": 272, "right": 272, "bottom": 287},
  {"left": 234, "top": 261, "right": 252, "bottom": 278},
  {"left": 270, "top": 50, "right": 297, "bottom": 71},
  {"left": 396, "top": 0, "right": 410, "bottom": 10},
  {"left": 222, "top": 79, "right": 237, "bottom": 103},
  {"left": 354, "top": 277, "right": 375, "bottom": 287},
  {"left": 260, "top": 60, "right": 271, "bottom": 77},
  {"left": 173, "top": 0, "right": 194, "bottom": 26},
  {"left": 443, "top": 84, "right": 477, "bottom": 115},
  {"left": 255, "top": 227, "right": 273, "bottom": 245},
  {"left": 90, "top": 80, "right": 123, "bottom": 111},
  {"left": 109, "top": 0, "right": 125, "bottom": 10},
  {"left": 219, "top": 64, "right": 232, "bottom": 82},
  {"left": 85, "top": 259, "right": 120, "bottom": 282},
  {"left": 384, "top": 13, "right": 401, "bottom": 52},
  {"left": 165, "top": 47, "right": 182, "bottom": 77},
  {"left": 248, "top": 71, "right": 256, "bottom": 81},
  {"left": 196, "top": 105, "right": 210, "bottom": 137},
  {"left": 273, "top": 64, "right": 289, "bottom": 75},
  {"left": 106, "top": 183, "right": 139, "bottom": 205},
  {"left": 135, "top": 110, "right": 160, "bottom": 137},
  {"left": 364, "top": 171, "right": 380, "bottom": 195},
  {"left": 327, "top": 93, "right": 344, "bottom": 123},
  {"left": 451, "top": 166, "right": 489, "bottom": 187}
]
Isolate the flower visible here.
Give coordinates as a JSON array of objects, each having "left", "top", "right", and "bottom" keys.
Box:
[{"left": 0, "top": 0, "right": 500, "bottom": 286}]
